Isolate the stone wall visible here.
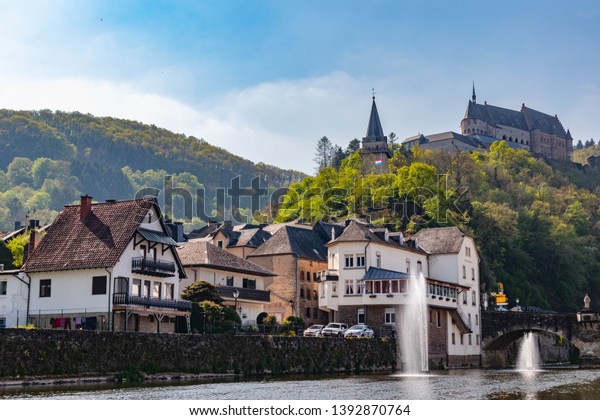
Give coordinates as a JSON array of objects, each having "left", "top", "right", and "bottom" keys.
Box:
[{"left": 0, "top": 329, "right": 396, "bottom": 378}]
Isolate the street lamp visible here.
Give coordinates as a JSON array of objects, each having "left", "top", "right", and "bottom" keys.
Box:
[
  {"left": 233, "top": 289, "right": 239, "bottom": 314},
  {"left": 516, "top": 297, "right": 520, "bottom": 311}
]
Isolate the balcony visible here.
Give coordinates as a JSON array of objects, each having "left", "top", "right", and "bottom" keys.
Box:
[
  {"left": 324, "top": 269, "right": 339, "bottom": 281},
  {"left": 132, "top": 256, "right": 176, "bottom": 277},
  {"left": 113, "top": 292, "right": 192, "bottom": 312},
  {"left": 217, "top": 285, "right": 270, "bottom": 303}
]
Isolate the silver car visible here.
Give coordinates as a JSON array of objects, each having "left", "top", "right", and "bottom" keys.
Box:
[
  {"left": 303, "top": 324, "right": 325, "bottom": 337},
  {"left": 344, "top": 325, "right": 374, "bottom": 338}
]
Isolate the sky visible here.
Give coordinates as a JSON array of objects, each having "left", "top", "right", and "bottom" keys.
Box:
[{"left": 1, "top": 0, "right": 599, "bottom": 174}]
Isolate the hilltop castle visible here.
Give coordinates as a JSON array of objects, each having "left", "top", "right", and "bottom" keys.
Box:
[{"left": 404, "top": 86, "right": 574, "bottom": 161}]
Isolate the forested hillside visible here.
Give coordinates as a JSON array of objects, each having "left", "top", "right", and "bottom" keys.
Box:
[
  {"left": 277, "top": 142, "right": 600, "bottom": 312},
  {"left": 0, "top": 109, "right": 304, "bottom": 231}
]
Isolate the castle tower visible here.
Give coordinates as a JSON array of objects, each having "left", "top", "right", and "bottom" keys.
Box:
[{"left": 361, "top": 94, "right": 391, "bottom": 172}]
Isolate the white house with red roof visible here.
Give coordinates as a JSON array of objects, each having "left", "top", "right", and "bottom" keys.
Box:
[{"left": 21, "top": 195, "right": 191, "bottom": 333}]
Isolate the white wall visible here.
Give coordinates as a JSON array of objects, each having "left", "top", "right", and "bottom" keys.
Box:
[{"left": 0, "top": 272, "right": 28, "bottom": 328}]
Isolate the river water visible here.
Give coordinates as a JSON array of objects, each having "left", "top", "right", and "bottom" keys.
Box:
[{"left": 3, "top": 368, "right": 600, "bottom": 400}]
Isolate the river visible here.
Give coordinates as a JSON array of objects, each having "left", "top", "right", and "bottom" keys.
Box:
[{"left": 3, "top": 368, "right": 600, "bottom": 400}]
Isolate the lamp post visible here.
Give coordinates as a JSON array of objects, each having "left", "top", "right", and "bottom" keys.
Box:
[
  {"left": 233, "top": 289, "right": 240, "bottom": 333},
  {"left": 516, "top": 297, "right": 520, "bottom": 312}
]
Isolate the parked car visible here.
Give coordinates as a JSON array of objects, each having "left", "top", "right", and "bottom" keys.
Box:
[
  {"left": 303, "top": 324, "right": 325, "bottom": 337},
  {"left": 320, "top": 322, "right": 348, "bottom": 337},
  {"left": 344, "top": 325, "right": 375, "bottom": 338}
]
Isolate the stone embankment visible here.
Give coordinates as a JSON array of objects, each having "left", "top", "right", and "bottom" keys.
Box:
[{"left": 0, "top": 329, "right": 396, "bottom": 380}]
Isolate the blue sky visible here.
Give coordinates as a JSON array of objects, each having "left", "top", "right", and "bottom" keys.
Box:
[{"left": 1, "top": 0, "right": 599, "bottom": 174}]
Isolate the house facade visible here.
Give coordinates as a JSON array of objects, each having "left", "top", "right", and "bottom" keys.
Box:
[
  {"left": 248, "top": 225, "right": 329, "bottom": 324},
  {"left": 177, "top": 240, "right": 273, "bottom": 326},
  {"left": 318, "top": 221, "right": 481, "bottom": 368},
  {"left": 0, "top": 269, "right": 28, "bottom": 328},
  {"left": 22, "top": 196, "right": 191, "bottom": 333}
]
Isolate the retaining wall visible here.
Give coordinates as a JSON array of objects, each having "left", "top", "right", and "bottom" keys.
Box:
[{"left": 0, "top": 329, "right": 396, "bottom": 378}]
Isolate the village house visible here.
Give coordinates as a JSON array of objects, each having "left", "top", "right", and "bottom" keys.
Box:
[
  {"left": 177, "top": 240, "right": 273, "bottom": 326},
  {"left": 20, "top": 195, "right": 191, "bottom": 333},
  {"left": 247, "top": 224, "right": 329, "bottom": 324},
  {"left": 0, "top": 268, "right": 28, "bottom": 328},
  {"left": 192, "top": 221, "right": 272, "bottom": 259},
  {"left": 318, "top": 221, "right": 481, "bottom": 367}
]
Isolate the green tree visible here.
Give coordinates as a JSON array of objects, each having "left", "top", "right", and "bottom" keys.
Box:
[
  {"left": 314, "top": 136, "right": 333, "bottom": 173},
  {"left": 180, "top": 280, "right": 224, "bottom": 304}
]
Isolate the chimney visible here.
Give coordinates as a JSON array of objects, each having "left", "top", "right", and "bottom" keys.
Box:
[
  {"left": 25, "top": 229, "right": 42, "bottom": 262},
  {"left": 80, "top": 195, "right": 93, "bottom": 221}
]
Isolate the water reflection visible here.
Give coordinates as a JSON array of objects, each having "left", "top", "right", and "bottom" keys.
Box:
[{"left": 3, "top": 369, "right": 600, "bottom": 400}]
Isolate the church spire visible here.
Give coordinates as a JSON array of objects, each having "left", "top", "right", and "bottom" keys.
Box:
[
  {"left": 472, "top": 81, "right": 476, "bottom": 103},
  {"left": 366, "top": 92, "right": 385, "bottom": 141}
]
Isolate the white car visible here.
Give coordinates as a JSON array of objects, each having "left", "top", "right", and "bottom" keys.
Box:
[
  {"left": 303, "top": 324, "right": 325, "bottom": 337},
  {"left": 320, "top": 323, "right": 348, "bottom": 337},
  {"left": 344, "top": 325, "right": 375, "bottom": 338}
]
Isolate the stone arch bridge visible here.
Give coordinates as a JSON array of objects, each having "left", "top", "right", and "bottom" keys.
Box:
[{"left": 481, "top": 311, "right": 600, "bottom": 368}]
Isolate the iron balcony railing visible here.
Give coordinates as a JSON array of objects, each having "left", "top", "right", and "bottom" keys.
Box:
[
  {"left": 217, "top": 285, "right": 271, "bottom": 303},
  {"left": 131, "top": 256, "right": 176, "bottom": 277},
  {"left": 113, "top": 292, "right": 192, "bottom": 311}
]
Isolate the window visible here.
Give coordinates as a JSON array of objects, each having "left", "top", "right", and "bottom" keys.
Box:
[
  {"left": 0, "top": 281, "right": 6, "bottom": 295},
  {"left": 468, "top": 313, "right": 471, "bottom": 325},
  {"left": 332, "top": 282, "right": 338, "bottom": 296},
  {"left": 313, "top": 272, "right": 318, "bottom": 282},
  {"left": 460, "top": 335, "right": 464, "bottom": 345},
  {"left": 147, "top": 212, "right": 152, "bottom": 223},
  {"left": 465, "top": 247, "right": 471, "bottom": 257},
  {"left": 217, "top": 240, "right": 223, "bottom": 248},
  {"left": 313, "top": 308, "right": 318, "bottom": 319},
  {"left": 306, "top": 288, "right": 311, "bottom": 300},
  {"left": 345, "top": 255, "right": 354, "bottom": 268},
  {"left": 92, "top": 276, "right": 107, "bottom": 295},
  {"left": 226, "top": 276, "right": 234, "bottom": 287},
  {"left": 462, "top": 265, "right": 466, "bottom": 279},
  {"left": 153, "top": 282, "right": 162, "bottom": 298},
  {"left": 475, "top": 314, "right": 479, "bottom": 326},
  {"left": 300, "top": 288, "right": 305, "bottom": 299},
  {"left": 243, "top": 278, "right": 256, "bottom": 289},
  {"left": 300, "top": 270, "right": 305, "bottom": 282},
  {"left": 356, "top": 255, "right": 365, "bottom": 267},
  {"left": 472, "top": 291, "right": 477, "bottom": 306},
  {"left": 417, "top": 261, "right": 422, "bottom": 274},
  {"left": 376, "top": 253, "right": 381, "bottom": 268},
  {"left": 312, "top": 290, "right": 318, "bottom": 300},
  {"left": 451, "top": 333, "right": 455, "bottom": 345},
  {"left": 306, "top": 271, "right": 311, "bottom": 282},
  {"left": 358, "top": 308, "right": 365, "bottom": 324},
  {"left": 345, "top": 279, "right": 355, "bottom": 295},
  {"left": 476, "top": 335, "right": 480, "bottom": 345},
  {"left": 165, "top": 283, "right": 174, "bottom": 300},
  {"left": 436, "top": 311, "right": 441, "bottom": 328},
  {"left": 463, "top": 292, "right": 467, "bottom": 305},
  {"left": 0, "top": 317, "right": 5, "bottom": 328},
  {"left": 305, "top": 308, "right": 311, "bottom": 318},
  {"left": 385, "top": 308, "right": 396, "bottom": 324},
  {"left": 406, "top": 259, "right": 410, "bottom": 274},
  {"left": 471, "top": 267, "right": 475, "bottom": 281},
  {"left": 132, "top": 279, "right": 141, "bottom": 296},
  {"left": 468, "top": 335, "right": 472, "bottom": 345},
  {"left": 356, "top": 280, "right": 364, "bottom": 295},
  {"left": 143, "top": 280, "right": 151, "bottom": 297},
  {"left": 40, "top": 279, "right": 51, "bottom": 297}
]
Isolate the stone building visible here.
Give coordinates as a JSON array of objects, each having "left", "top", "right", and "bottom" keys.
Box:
[
  {"left": 460, "top": 86, "right": 573, "bottom": 160},
  {"left": 247, "top": 224, "right": 328, "bottom": 325}
]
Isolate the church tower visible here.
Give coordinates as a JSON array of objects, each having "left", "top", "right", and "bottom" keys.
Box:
[{"left": 361, "top": 94, "right": 391, "bottom": 172}]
